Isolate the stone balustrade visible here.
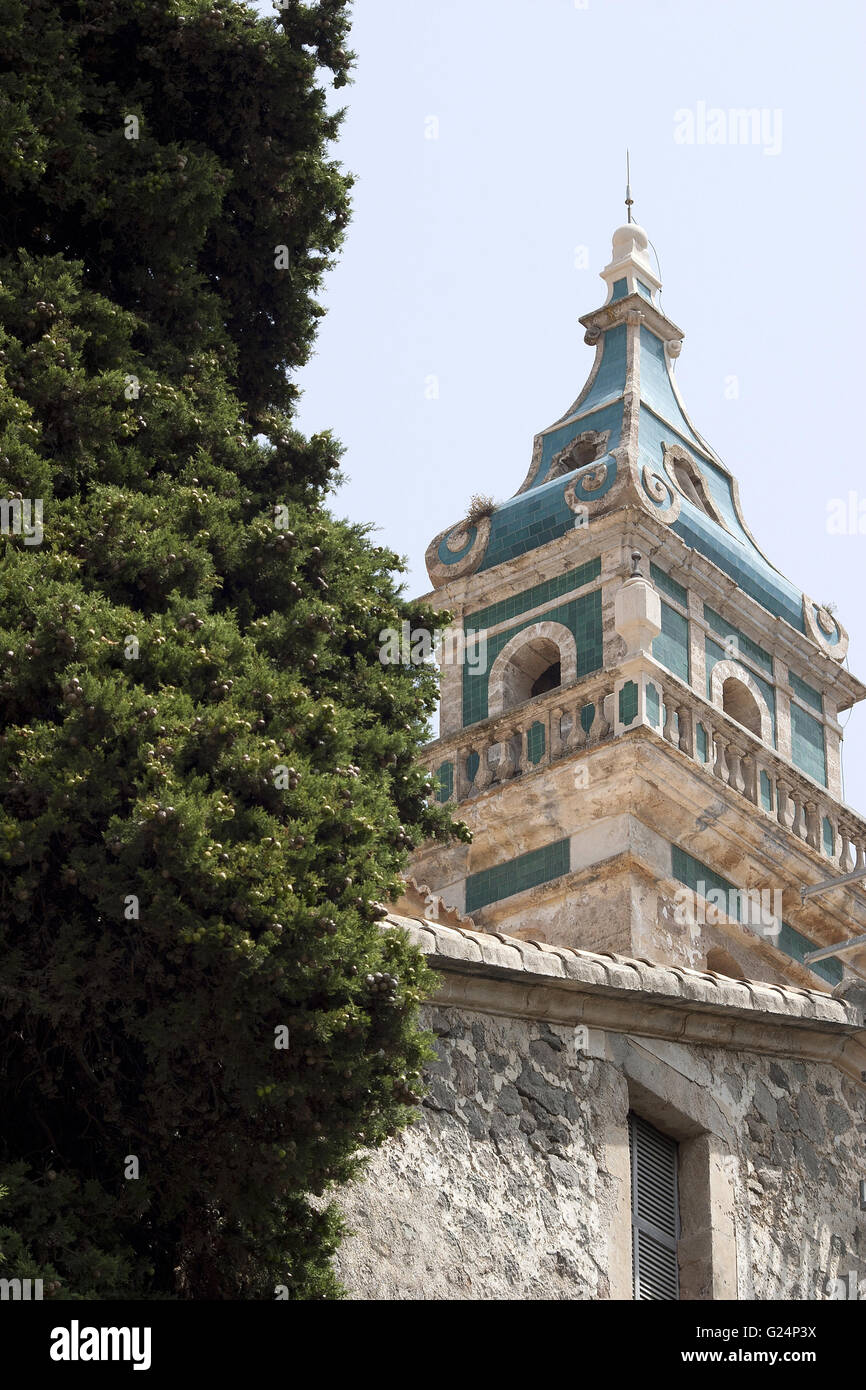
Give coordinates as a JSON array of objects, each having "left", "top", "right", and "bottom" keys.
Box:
[
  {"left": 424, "top": 674, "right": 615, "bottom": 802},
  {"left": 423, "top": 666, "right": 866, "bottom": 880},
  {"left": 427, "top": 673, "right": 615, "bottom": 804}
]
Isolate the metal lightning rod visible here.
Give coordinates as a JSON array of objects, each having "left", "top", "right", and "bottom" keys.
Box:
[{"left": 625, "top": 150, "right": 633, "bottom": 224}]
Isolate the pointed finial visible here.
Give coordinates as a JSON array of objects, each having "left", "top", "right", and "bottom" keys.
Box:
[{"left": 625, "top": 150, "right": 633, "bottom": 224}]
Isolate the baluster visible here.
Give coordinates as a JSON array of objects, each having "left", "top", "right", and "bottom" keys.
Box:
[
  {"left": 742, "top": 753, "right": 758, "bottom": 804},
  {"left": 475, "top": 739, "right": 494, "bottom": 791},
  {"left": 456, "top": 749, "right": 472, "bottom": 802},
  {"left": 823, "top": 815, "right": 838, "bottom": 862},
  {"left": 837, "top": 825, "right": 852, "bottom": 872},
  {"left": 512, "top": 724, "right": 526, "bottom": 776},
  {"left": 598, "top": 694, "right": 613, "bottom": 740},
  {"left": 559, "top": 708, "right": 571, "bottom": 751},
  {"left": 712, "top": 728, "right": 727, "bottom": 783},
  {"left": 569, "top": 703, "right": 587, "bottom": 751},
  {"left": 776, "top": 777, "right": 791, "bottom": 830},
  {"left": 677, "top": 704, "right": 694, "bottom": 758},
  {"left": 754, "top": 761, "right": 772, "bottom": 811},
  {"left": 790, "top": 791, "right": 806, "bottom": 841},
  {"left": 494, "top": 730, "right": 516, "bottom": 781},
  {"left": 491, "top": 738, "right": 506, "bottom": 783},
  {"left": 588, "top": 701, "right": 606, "bottom": 743},
  {"left": 726, "top": 743, "right": 745, "bottom": 796},
  {"left": 550, "top": 707, "right": 564, "bottom": 760},
  {"left": 804, "top": 799, "right": 820, "bottom": 851}
]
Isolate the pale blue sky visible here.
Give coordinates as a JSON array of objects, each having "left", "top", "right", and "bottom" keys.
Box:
[{"left": 263, "top": 0, "right": 866, "bottom": 811}]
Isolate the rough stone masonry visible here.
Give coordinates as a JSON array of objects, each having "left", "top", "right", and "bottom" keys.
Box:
[{"left": 332, "top": 919, "right": 866, "bottom": 1301}]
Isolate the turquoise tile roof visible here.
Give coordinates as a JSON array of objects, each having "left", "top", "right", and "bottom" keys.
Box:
[
  {"left": 478, "top": 447, "right": 618, "bottom": 573},
  {"left": 673, "top": 504, "right": 803, "bottom": 632},
  {"left": 431, "top": 273, "right": 808, "bottom": 638},
  {"left": 533, "top": 400, "right": 623, "bottom": 489}
]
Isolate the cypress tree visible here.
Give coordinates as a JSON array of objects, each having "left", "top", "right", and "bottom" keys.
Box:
[{"left": 0, "top": 0, "right": 463, "bottom": 1299}]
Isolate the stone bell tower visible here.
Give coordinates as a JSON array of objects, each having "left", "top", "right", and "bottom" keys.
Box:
[{"left": 407, "top": 220, "right": 866, "bottom": 993}]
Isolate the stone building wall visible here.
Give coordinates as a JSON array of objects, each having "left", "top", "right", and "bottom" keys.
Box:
[
  {"left": 335, "top": 1006, "right": 628, "bottom": 1300},
  {"left": 333, "top": 919, "right": 866, "bottom": 1301}
]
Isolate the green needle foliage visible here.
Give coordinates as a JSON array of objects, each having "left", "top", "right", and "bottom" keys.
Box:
[{"left": 0, "top": 0, "right": 465, "bottom": 1299}]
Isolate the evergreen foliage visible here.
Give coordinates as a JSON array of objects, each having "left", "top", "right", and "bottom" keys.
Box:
[{"left": 0, "top": 0, "right": 464, "bottom": 1298}]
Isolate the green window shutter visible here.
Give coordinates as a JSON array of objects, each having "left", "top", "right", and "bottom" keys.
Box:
[{"left": 629, "top": 1113, "right": 680, "bottom": 1300}]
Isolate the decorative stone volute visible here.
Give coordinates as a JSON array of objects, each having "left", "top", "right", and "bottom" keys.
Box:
[{"left": 614, "top": 552, "right": 661, "bottom": 657}]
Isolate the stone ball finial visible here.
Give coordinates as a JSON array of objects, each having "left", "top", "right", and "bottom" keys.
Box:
[
  {"left": 611, "top": 222, "right": 650, "bottom": 261},
  {"left": 631, "top": 550, "right": 643, "bottom": 577}
]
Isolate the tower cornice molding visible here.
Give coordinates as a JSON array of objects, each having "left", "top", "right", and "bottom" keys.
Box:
[
  {"left": 416, "top": 712, "right": 866, "bottom": 983},
  {"left": 579, "top": 290, "right": 684, "bottom": 348},
  {"left": 416, "top": 506, "right": 865, "bottom": 706}
]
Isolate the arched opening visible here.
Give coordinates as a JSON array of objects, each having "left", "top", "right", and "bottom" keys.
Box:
[
  {"left": 721, "top": 677, "right": 762, "bottom": 738},
  {"left": 572, "top": 438, "right": 602, "bottom": 469},
  {"left": 547, "top": 431, "right": 608, "bottom": 481},
  {"left": 487, "top": 620, "right": 578, "bottom": 718},
  {"left": 670, "top": 457, "right": 719, "bottom": 522},
  {"left": 530, "top": 660, "right": 561, "bottom": 698},
  {"left": 705, "top": 947, "right": 744, "bottom": 980},
  {"left": 498, "top": 636, "right": 562, "bottom": 711}
]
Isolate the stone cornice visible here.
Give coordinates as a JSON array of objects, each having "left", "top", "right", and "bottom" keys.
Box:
[
  {"left": 421, "top": 706, "right": 866, "bottom": 976},
  {"left": 416, "top": 506, "right": 865, "bottom": 701},
  {"left": 579, "top": 291, "right": 685, "bottom": 351},
  {"left": 387, "top": 915, "right": 866, "bottom": 1084}
]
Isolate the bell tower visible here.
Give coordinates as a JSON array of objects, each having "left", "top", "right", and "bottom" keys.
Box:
[{"left": 407, "top": 219, "right": 866, "bottom": 993}]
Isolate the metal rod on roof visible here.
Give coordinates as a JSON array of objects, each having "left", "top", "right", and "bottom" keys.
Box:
[
  {"left": 800, "top": 864, "right": 866, "bottom": 903},
  {"left": 625, "top": 150, "right": 633, "bottom": 224},
  {"left": 803, "top": 930, "right": 866, "bottom": 965}
]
